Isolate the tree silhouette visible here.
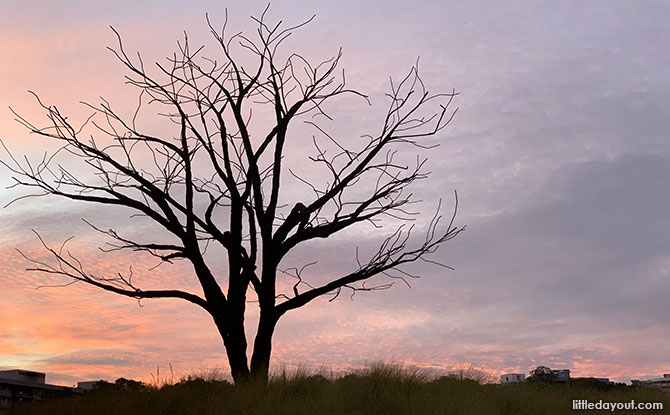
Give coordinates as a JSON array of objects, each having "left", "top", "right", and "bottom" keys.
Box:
[
  {"left": 527, "top": 366, "right": 557, "bottom": 383},
  {"left": 1, "top": 8, "right": 463, "bottom": 383}
]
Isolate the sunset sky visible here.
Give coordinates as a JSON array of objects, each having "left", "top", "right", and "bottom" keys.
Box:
[{"left": 1, "top": 0, "right": 669, "bottom": 386}]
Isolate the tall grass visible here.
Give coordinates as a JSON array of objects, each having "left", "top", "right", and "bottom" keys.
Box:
[{"left": 4, "top": 363, "right": 669, "bottom": 415}]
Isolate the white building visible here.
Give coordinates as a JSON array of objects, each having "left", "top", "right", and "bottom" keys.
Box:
[
  {"left": 0, "top": 369, "right": 74, "bottom": 408},
  {"left": 632, "top": 374, "right": 670, "bottom": 391},
  {"left": 500, "top": 373, "right": 526, "bottom": 383},
  {"left": 0, "top": 370, "right": 46, "bottom": 384},
  {"left": 552, "top": 369, "right": 571, "bottom": 382}
]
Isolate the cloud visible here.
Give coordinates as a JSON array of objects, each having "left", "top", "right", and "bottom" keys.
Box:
[
  {"left": 427, "top": 154, "right": 670, "bottom": 377},
  {"left": 40, "top": 349, "right": 146, "bottom": 368}
]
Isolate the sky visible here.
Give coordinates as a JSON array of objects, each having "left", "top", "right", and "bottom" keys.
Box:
[{"left": 1, "top": 0, "right": 669, "bottom": 386}]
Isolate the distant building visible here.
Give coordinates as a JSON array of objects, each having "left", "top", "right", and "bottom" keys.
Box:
[
  {"left": 0, "top": 369, "right": 77, "bottom": 408},
  {"left": 76, "top": 381, "right": 101, "bottom": 391},
  {"left": 500, "top": 373, "right": 526, "bottom": 383},
  {"left": 631, "top": 374, "right": 670, "bottom": 391},
  {"left": 0, "top": 370, "right": 46, "bottom": 384},
  {"left": 593, "top": 378, "right": 613, "bottom": 384},
  {"left": 552, "top": 369, "right": 571, "bottom": 382},
  {"left": 573, "top": 376, "right": 613, "bottom": 384}
]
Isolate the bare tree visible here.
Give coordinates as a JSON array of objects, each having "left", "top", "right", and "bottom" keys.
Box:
[{"left": 1, "top": 8, "right": 463, "bottom": 383}]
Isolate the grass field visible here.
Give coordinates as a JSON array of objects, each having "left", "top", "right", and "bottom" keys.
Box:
[{"left": 4, "top": 364, "right": 669, "bottom": 415}]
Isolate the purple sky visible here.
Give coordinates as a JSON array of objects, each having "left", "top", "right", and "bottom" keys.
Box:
[{"left": 1, "top": 0, "right": 669, "bottom": 385}]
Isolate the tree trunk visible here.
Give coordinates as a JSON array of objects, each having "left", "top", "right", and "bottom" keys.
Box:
[
  {"left": 249, "top": 311, "right": 278, "bottom": 383},
  {"left": 213, "top": 314, "right": 250, "bottom": 383}
]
